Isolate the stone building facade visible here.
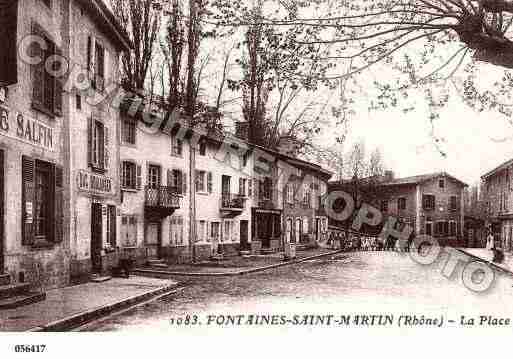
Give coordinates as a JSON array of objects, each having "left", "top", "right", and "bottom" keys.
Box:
[
  {"left": 481, "top": 158, "right": 513, "bottom": 251},
  {"left": 329, "top": 172, "right": 467, "bottom": 247}
]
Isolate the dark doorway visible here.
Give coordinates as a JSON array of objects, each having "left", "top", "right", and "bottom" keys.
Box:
[
  {"left": 91, "top": 202, "right": 103, "bottom": 273},
  {"left": 0, "top": 150, "right": 3, "bottom": 272},
  {"left": 240, "top": 220, "right": 249, "bottom": 251},
  {"left": 145, "top": 221, "right": 162, "bottom": 259}
]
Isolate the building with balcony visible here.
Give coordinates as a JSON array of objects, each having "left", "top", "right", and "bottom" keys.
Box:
[{"left": 481, "top": 158, "right": 513, "bottom": 251}]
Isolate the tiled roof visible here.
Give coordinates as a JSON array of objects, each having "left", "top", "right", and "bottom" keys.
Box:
[
  {"left": 481, "top": 158, "right": 513, "bottom": 179},
  {"left": 382, "top": 172, "right": 467, "bottom": 187}
]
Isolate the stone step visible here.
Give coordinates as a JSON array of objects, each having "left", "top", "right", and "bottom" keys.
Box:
[
  {"left": 0, "top": 273, "right": 11, "bottom": 286},
  {"left": 0, "top": 292, "right": 46, "bottom": 310},
  {"left": 0, "top": 283, "right": 31, "bottom": 299}
]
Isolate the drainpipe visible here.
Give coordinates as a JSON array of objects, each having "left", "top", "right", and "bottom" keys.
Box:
[{"left": 189, "top": 135, "right": 196, "bottom": 263}]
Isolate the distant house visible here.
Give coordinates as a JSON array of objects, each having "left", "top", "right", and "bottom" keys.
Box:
[
  {"left": 329, "top": 172, "right": 467, "bottom": 247},
  {"left": 481, "top": 158, "right": 513, "bottom": 250}
]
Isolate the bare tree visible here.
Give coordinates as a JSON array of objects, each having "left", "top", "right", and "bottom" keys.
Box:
[
  {"left": 367, "top": 147, "right": 385, "bottom": 177},
  {"left": 112, "top": 0, "right": 162, "bottom": 90}
]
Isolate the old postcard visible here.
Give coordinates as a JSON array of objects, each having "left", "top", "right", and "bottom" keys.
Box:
[{"left": 0, "top": 0, "right": 512, "bottom": 357}]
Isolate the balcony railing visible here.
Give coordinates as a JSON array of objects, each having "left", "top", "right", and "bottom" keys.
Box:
[
  {"left": 145, "top": 186, "right": 180, "bottom": 209},
  {"left": 221, "top": 193, "right": 246, "bottom": 210}
]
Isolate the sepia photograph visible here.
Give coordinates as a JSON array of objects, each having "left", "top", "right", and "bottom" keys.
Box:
[{"left": 0, "top": 0, "right": 513, "bottom": 356}]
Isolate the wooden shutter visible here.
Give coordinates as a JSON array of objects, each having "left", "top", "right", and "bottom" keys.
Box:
[
  {"left": 167, "top": 169, "right": 174, "bottom": 188},
  {"left": 248, "top": 179, "right": 252, "bottom": 197},
  {"left": 53, "top": 165, "right": 63, "bottom": 243},
  {"left": 136, "top": 165, "right": 142, "bottom": 190},
  {"left": 87, "top": 36, "right": 92, "bottom": 72},
  {"left": 31, "top": 24, "right": 45, "bottom": 108},
  {"left": 53, "top": 47, "right": 63, "bottom": 116},
  {"left": 43, "top": 40, "right": 55, "bottom": 111},
  {"left": 176, "top": 171, "right": 183, "bottom": 193},
  {"left": 0, "top": 0, "right": 18, "bottom": 86},
  {"left": 207, "top": 172, "right": 213, "bottom": 193},
  {"left": 87, "top": 117, "right": 93, "bottom": 166},
  {"left": 195, "top": 170, "right": 199, "bottom": 191},
  {"left": 182, "top": 172, "right": 187, "bottom": 195},
  {"left": 103, "top": 126, "right": 109, "bottom": 169},
  {"left": 22, "top": 156, "right": 35, "bottom": 245}
]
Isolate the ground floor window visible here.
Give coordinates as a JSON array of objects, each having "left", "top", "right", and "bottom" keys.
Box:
[
  {"left": 170, "top": 216, "right": 184, "bottom": 245},
  {"left": 435, "top": 221, "right": 449, "bottom": 237},
  {"left": 121, "top": 215, "right": 137, "bottom": 247},
  {"left": 211, "top": 221, "right": 220, "bottom": 242},
  {"left": 34, "top": 161, "right": 52, "bottom": 240},
  {"left": 197, "top": 220, "right": 207, "bottom": 242},
  {"left": 425, "top": 221, "right": 433, "bottom": 236},
  {"left": 449, "top": 220, "right": 457, "bottom": 237}
]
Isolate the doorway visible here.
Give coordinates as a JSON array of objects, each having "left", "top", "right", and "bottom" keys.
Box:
[
  {"left": 91, "top": 202, "right": 103, "bottom": 273},
  {"left": 145, "top": 222, "right": 161, "bottom": 258},
  {"left": 240, "top": 220, "right": 248, "bottom": 250}
]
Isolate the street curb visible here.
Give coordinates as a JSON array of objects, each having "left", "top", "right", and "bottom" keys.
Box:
[
  {"left": 26, "top": 282, "right": 179, "bottom": 332},
  {"left": 456, "top": 248, "right": 513, "bottom": 277},
  {"left": 132, "top": 249, "right": 344, "bottom": 278}
]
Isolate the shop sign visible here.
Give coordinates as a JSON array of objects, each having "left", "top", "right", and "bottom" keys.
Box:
[
  {"left": 0, "top": 105, "right": 55, "bottom": 151},
  {"left": 77, "top": 170, "right": 113, "bottom": 195}
]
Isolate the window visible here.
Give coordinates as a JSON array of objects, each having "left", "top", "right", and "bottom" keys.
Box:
[
  {"left": 197, "top": 220, "right": 207, "bottom": 242},
  {"left": 148, "top": 165, "right": 161, "bottom": 189},
  {"left": 435, "top": 221, "right": 448, "bottom": 237},
  {"left": 171, "top": 135, "right": 183, "bottom": 156},
  {"left": 170, "top": 216, "right": 184, "bottom": 245},
  {"left": 302, "top": 216, "right": 309, "bottom": 234},
  {"left": 380, "top": 200, "right": 388, "bottom": 212},
  {"left": 239, "top": 178, "right": 247, "bottom": 196},
  {"left": 450, "top": 196, "right": 458, "bottom": 211},
  {"left": 76, "top": 94, "right": 82, "bottom": 110},
  {"left": 199, "top": 140, "right": 207, "bottom": 156},
  {"left": 242, "top": 151, "right": 249, "bottom": 167},
  {"left": 89, "top": 118, "right": 107, "bottom": 171},
  {"left": 121, "top": 215, "right": 137, "bottom": 247},
  {"left": 122, "top": 161, "right": 137, "bottom": 189},
  {"left": 398, "top": 197, "right": 406, "bottom": 210},
  {"left": 422, "top": 194, "right": 435, "bottom": 210},
  {"left": 286, "top": 183, "right": 294, "bottom": 204},
  {"left": 260, "top": 177, "right": 273, "bottom": 200},
  {"left": 449, "top": 221, "right": 457, "bottom": 236},
  {"left": 34, "top": 161, "right": 51, "bottom": 240},
  {"left": 439, "top": 179, "right": 445, "bottom": 189},
  {"left": 31, "top": 24, "right": 62, "bottom": 116},
  {"left": 42, "top": 0, "right": 51, "bottom": 8},
  {"left": 168, "top": 169, "right": 185, "bottom": 195},
  {"left": 211, "top": 222, "right": 220, "bottom": 241},
  {"left": 196, "top": 170, "right": 206, "bottom": 192},
  {"left": 121, "top": 116, "right": 136, "bottom": 145},
  {"left": 425, "top": 221, "right": 433, "bottom": 236},
  {"left": 93, "top": 41, "right": 105, "bottom": 91},
  {"left": 303, "top": 190, "right": 311, "bottom": 208},
  {"left": 22, "top": 157, "right": 63, "bottom": 245},
  {"left": 223, "top": 221, "right": 233, "bottom": 242}
]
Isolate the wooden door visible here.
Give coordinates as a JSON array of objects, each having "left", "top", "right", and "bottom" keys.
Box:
[
  {"left": 91, "top": 203, "right": 103, "bottom": 273},
  {"left": 240, "top": 220, "right": 248, "bottom": 250},
  {"left": 146, "top": 222, "right": 161, "bottom": 258}
]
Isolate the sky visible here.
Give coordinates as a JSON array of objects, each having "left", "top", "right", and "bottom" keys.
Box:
[{"left": 331, "top": 82, "right": 513, "bottom": 187}]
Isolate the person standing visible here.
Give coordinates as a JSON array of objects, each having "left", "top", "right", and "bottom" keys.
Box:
[{"left": 486, "top": 231, "right": 495, "bottom": 261}]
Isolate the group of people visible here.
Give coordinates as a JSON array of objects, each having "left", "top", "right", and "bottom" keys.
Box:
[{"left": 326, "top": 231, "right": 409, "bottom": 252}]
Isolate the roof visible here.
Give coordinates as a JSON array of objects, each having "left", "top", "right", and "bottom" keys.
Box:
[
  {"left": 382, "top": 172, "right": 468, "bottom": 187},
  {"left": 481, "top": 158, "right": 513, "bottom": 180},
  {"left": 330, "top": 171, "right": 468, "bottom": 188},
  {"left": 79, "top": 0, "right": 132, "bottom": 51}
]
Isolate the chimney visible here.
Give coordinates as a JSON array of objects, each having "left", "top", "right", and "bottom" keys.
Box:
[
  {"left": 384, "top": 170, "right": 394, "bottom": 181},
  {"left": 277, "top": 136, "right": 299, "bottom": 157},
  {"left": 235, "top": 121, "right": 249, "bottom": 140}
]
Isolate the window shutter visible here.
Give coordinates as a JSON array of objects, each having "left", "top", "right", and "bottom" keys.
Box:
[
  {"left": 87, "top": 36, "right": 92, "bottom": 72},
  {"left": 136, "top": 165, "right": 142, "bottom": 190},
  {"left": 207, "top": 172, "right": 213, "bottom": 193},
  {"left": 195, "top": 170, "right": 199, "bottom": 191},
  {"left": 103, "top": 126, "right": 109, "bottom": 169},
  {"left": 87, "top": 117, "right": 93, "bottom": 166},
  {"left": 167, "top": 169, "right": 173, "bottom": 188},
  {"left": 0, "top": 0, "right": 18, "bottom": 86},
  {"left": 53, "top": 47, "right": 63, "bottom": 116},
  {"left": 253, "top": 179, "right": 259, "bottom": 199},
  {"left": 53, "top": 165, "right": 64, "bottom": 243},
  {"left": 176, "top": 171, "right": 183, "bottom": 193},
  {"left": 22, "top": 156, "right": 35, "bottom": 245},
  {"left": 248, "top": 179, "right": 252, "bottom": 197},
  {"left": 182, "top": 172, "right": 187, "bottom": 195},
  {"left": 43, "top": 40, "right": 55, "bottom": 111},
  {"left": 31, "top": 24, "right": 44, "bottom": 108}
]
